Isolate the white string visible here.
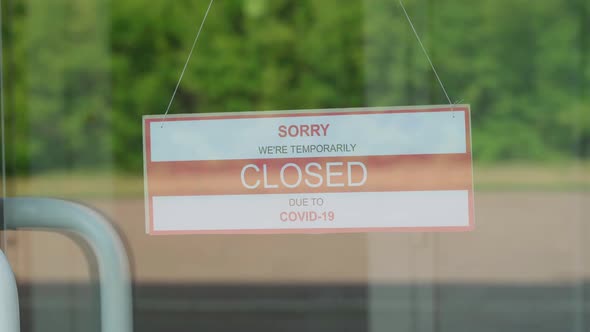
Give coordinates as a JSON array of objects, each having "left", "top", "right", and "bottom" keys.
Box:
[
  {"left": 398, "top": 0, "right": 458, "bottom": 112},
  {"left": 161, "top": 0, "right": 215, "bottom": 127}
]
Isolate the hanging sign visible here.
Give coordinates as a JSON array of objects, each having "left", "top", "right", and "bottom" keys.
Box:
[{"left": 143, "top": 105, "right": 474, "bottom": 235}]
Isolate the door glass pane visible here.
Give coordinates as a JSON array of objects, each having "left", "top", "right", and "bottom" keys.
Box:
[{"left": 1, "top": 0, "right": 588, "bottom": 332}]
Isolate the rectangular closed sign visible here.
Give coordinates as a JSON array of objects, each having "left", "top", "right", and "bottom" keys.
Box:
[{"left": 143, "top": 105, "right": 474, "bottom": 235}]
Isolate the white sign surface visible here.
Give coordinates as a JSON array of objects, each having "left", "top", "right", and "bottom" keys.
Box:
[{"left": 143, "top": 106, "right": 474, "bottom": 235}]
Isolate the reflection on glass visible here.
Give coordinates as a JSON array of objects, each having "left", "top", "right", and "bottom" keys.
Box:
[{"left": 0, "top": 0, "right": 587, "bottom": 331}]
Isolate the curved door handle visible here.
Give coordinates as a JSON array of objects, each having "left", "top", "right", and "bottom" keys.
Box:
[
  {"left": 4, "top": 198, "right": 133, "bottom": 332},
  {"left": 0, "top": 248, "right": 20, "bottom": 332}
]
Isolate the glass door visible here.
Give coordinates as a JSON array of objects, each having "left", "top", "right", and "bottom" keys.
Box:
[{"left": 1, "top": 0, "right": 588, "bottom": 331}]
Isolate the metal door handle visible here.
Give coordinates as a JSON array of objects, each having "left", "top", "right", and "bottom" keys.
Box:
[
  {"left": 0, "top": 248, "right": 20, "bottom": 332},
  {"left": 3, "top": 198, "right": 133, "bottom": 332}
]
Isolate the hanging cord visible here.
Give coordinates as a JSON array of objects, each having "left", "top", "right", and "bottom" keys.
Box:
[
  {"left": 399, "top": 0, "right": 461, "bottom": 114},
  {"left": 161, "top": 0, "right": 215, "bottom": 127}
]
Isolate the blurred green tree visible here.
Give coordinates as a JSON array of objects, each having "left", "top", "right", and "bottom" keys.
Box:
[{"left": 1, "top": 0, "right": 588, "bottom": 173}]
